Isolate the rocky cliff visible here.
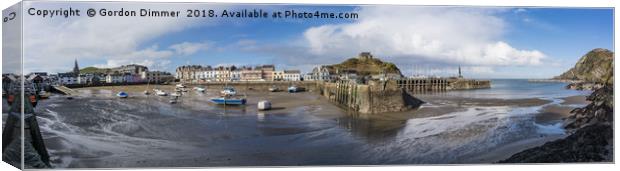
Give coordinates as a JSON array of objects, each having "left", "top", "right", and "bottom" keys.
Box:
[
  {"left": 327, "top": 52, "right": 402, "bottom": 77},
  {"left": 554, "top": 48, "right": 614, "bottom": 85},
  {"left": 500, "top": 86, "right": 613, "bottom": 163}
]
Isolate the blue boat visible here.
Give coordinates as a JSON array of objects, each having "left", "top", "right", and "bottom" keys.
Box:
[
  {"left": 210, "top": 97, "right": 247, "bottom": 105},
  {"left": 116, "top": 91, "right": 129, "bottom": 98}
]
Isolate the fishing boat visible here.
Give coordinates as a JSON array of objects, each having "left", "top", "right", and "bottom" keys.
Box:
[
  {"left": 287, "top": 86, "right": 305, "bottom": 93},
  {"left": 220, "top": 87, "right": 237, "bottom": 96},
  {"left": 210, "top": 96, "right": 247, "bottom": 105},
  {"left": 116, "top": 91, "right": 129, "bottom": 98}
]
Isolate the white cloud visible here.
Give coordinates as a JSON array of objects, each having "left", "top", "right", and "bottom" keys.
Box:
[
  {"left": 20, "top": 2, "right": 230, "bottom": 73},
  {"left": 302, "top": 6, "right": 546, "bottom": 67},
  {"left": 169, "top": 42, "right": 210, "bottom": 56}
]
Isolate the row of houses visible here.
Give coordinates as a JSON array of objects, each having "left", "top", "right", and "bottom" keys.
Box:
[
  {"left": 53, "top": 61, "right": 174, "bottom": 85},
  {"left": 174, "top": 64, "right": 382, "bottom": 83},
  {"left": 176, "top": 65, "right": 304, "bottom": 83}
]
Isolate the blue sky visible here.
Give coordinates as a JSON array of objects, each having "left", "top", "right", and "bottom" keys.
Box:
[{"left": 17, "top": 3, "right": 614, "bottom": 79}]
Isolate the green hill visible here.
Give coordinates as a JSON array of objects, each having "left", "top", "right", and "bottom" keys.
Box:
[
  {"left": 554, "top": 48, "right": 614, "bottom": 84},
  {"left": 327, "top": 52, "right": 402, "bottom": 77},
  {"left": 80, "top": 67, "right": 111, "bottom": 74}
]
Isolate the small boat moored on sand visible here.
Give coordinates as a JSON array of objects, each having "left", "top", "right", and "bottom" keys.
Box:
[
  {"left": 258, "top": 100, "right": 271, "bottom": 110},
  {"left": 220, "top": 87, "right": 237, "bottom": 96},
  {"left": 193, "top": 87, "right": 206, "bottom": 93},
  {"left": 116, "top": 91, "right": 129, "bottom": 98},
  {"left": 210, "top": 97, "right": 247, "bottom": 105},
  {"left": 268, "top": 86, "right": 279, "bottom": 92},
  {"left": 154, "top": 89, "right": 168, "bottom": 96},
  {"left": 287, "top": 86, "right": 305, "bottom": 93}
]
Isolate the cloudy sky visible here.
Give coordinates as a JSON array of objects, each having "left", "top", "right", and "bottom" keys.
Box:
[{"left": 15, "top": 2, "right": 613, "bottom": 79}]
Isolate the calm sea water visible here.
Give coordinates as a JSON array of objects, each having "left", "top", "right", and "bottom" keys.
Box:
[
  {"left": 445, "top": 79, "right": 591, "bottom": 99},
  {"left": 10, "top": 79, "right": 591, "bottom": 167}
]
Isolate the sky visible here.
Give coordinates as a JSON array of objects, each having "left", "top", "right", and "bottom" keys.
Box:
[{"left": 10, "top": 2, "right": 614, "bottom": 79}]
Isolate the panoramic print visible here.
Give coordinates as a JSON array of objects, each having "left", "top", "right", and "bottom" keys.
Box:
[{"left": 1, "top": 1, "right": 614, "bottom": 168}]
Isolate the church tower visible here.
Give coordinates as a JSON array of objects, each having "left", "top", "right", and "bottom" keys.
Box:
[
  {"left": 458, "top": 65, "right": 463, "bottom": 78},
  {"left": 73, "top": 58, "right": 80, "bottom": 77}
]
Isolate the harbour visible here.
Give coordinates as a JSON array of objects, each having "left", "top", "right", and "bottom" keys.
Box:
[{"left": 14, "top": 79, "right": 589, "bottom": 167}]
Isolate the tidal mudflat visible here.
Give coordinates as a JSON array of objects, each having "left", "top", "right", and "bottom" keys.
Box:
[{"left": 18, "top": 80, "right": 589, "bottom": 167}]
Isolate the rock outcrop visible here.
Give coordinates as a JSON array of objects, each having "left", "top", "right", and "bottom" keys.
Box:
[
  {"left": 500, "top": 86, "right": 614, "bottom": 163},
  {"left": 326, "top": 52, "right": 402, "bottom": 77},
  {"left": 554, "top": 48, "right": 614, "bottom": 85}
]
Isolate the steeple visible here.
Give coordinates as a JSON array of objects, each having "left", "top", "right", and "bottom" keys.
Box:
[
  {"left": 73, "top": 58, "right": 80, "bottom": 76},
  {"left": 458, "top": 65, "right": 463, "bottom": 78}
]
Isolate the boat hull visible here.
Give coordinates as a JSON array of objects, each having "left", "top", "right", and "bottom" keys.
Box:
[{"left": 210, "top": 98, "right": 247, "bottom": 105}]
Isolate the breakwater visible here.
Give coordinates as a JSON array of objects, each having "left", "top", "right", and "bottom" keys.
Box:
[
  {"left": 397, "top": 78, "right": 490, "bottom": 93},
  {"left": 318, "top": 80, "right": 423, "bottom": 114}
]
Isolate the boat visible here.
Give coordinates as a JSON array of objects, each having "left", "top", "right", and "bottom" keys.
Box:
[
  {"left": 210, "top": 96, "right": 247, "bottom": 105},
  {"left": 176, "top": 83, "right": 186, "bottom": 88},
  {"left": 171, "top": 92, "right": 181, "bottom": 97},
  {"left": 258, "top": 100, "right": 271, "bottom": 110},
  {"left": 287, "top": 86, "right": 305, "bottom": 93},
  {"left": 194, "top": 87, "right": 206, "bottom": 93},
  {"left": 155, "top": 90, "right": 168, "bottom": 96},
  {"left": 143, "top": 90, "right": 150, "bottom": 95},
  {"left": 220, "top": 87, "right": 237, "bottom": 96},
  {"left": 116, "top": 91, "right": 129, "bottom": 98},
  {"left": 268, "top": 86, "right": 279, "bottom": 92},
  {"left": 169, "top": 96, "right": 178, "bottom": 104}
]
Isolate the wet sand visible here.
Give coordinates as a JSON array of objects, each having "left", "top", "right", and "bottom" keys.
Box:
[
  {"left": 536, "top": 95, "right": 588, "bottom": 124},
  {"left": 25, "top": 85, "right": 591, "bottom": 167}
]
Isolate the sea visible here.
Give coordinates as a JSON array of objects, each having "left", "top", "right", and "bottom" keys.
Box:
[{"left": 3, "top": 79, "right": 592, "bottom": 167}]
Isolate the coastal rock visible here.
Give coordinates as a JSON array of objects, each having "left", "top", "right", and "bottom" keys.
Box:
[
  {"left": 499, "top": 123, "right": 612, "bottom": 163},
  {"left": 564, "top": 86, "right": 613, "bottom": 130},
  {"left": 499, "top": 86, "right": 614, "bottom": 163},
  {"left": 554, "top": 48, "right": 614, "bottom": 85}
]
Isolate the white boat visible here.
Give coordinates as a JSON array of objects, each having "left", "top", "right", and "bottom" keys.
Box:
[
  {"left": 171, "top": 92, "right": 181, "bottom": 97},
  {"left": 194, "top": 87, "right": 206, "bottom": 93},
  {"left": 116, "top": 91, "right": 129, "bottom": 98},
  {"left": 176, "top": 83, "right": 186, "bottom": 88},
  {"left": 169, "top": 96, "right": 178, "bottom": 103},
  {"left": 143, "top": 90, "right": 150, "bottom": 95},
  {"left": 268, "top": 86, "right": 279, "bottom": 92},
  {"left": 288, "top": 86, "right": 305, "bottom": 93},
  {"left": 155, "top": 90, "right": 168, "bottom": 96},
  {"left": 220, "top": 87, "right": 237, "bottom": 96},
  {"left": 258, "top": 100, "right": 271, "bottom": 110}
]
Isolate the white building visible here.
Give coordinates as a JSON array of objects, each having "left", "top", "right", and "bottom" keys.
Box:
[
  {"left": 106, "top": 74, "right": 124, "bottom": 83},
  {"left": 282, "top": 70, "right": 301, "bottom": 81}
]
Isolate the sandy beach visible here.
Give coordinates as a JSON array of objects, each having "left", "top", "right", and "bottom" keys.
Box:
[{"left": 19, "top": 83, "right": 590, "bottom": 167}]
